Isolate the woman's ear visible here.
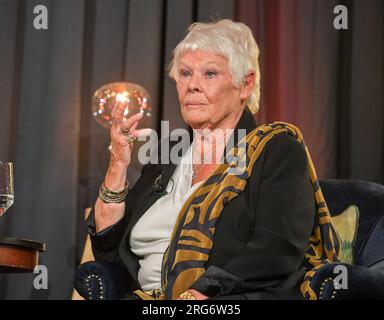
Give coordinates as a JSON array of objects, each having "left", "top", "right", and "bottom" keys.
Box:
[{"left": 240, "top": 70, "right": 256, "bottom": 100}]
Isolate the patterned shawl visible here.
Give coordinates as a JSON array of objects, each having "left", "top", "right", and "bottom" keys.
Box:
[{"left": 133, "top": 122, "right": 340, "bottom": 300}]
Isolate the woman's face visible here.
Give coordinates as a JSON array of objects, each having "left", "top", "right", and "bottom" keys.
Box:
[{"left": 176, "top": 50, "right": 244, "bottom": 129}]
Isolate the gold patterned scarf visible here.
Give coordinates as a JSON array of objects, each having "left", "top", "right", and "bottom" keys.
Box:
[{"left": 133, "top": 122, "right": 340, "bottom": 300}]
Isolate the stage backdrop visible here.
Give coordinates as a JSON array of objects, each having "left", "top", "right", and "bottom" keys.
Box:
[{"left": 0, "top": 0, "right": 382, "bottom": 299}]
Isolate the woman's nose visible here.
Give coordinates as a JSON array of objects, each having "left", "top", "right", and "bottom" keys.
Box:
[{"left": 187, "top": 74, "right": 202, "bottom": 92}]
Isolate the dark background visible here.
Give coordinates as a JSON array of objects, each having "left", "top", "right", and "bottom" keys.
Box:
[{"left": 0, "top": 0, "right": 382, "bottom": 299}]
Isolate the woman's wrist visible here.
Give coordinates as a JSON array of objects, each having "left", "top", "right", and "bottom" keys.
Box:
[{"left": 104, "top": 164, "right": 128, "bottom": 192}]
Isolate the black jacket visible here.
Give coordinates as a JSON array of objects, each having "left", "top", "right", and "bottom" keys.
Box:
[{"left": 88, "top": 108, "right": 315, "bottom": 300}]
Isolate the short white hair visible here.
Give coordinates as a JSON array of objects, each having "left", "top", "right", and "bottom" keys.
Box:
[{"left": 168, "top": 19, "right": 261, "bottom": 114}]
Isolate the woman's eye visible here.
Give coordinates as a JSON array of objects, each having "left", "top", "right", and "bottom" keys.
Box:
[
  {"left": 206, "top": 70, "right": 217, "bottom": 78},
  {"left": 180, "top": 70, "right": 190, "bottom": 78}
]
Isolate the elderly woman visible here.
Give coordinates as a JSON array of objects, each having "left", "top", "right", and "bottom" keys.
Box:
[{"left": 85, "top": 19, "right": 339, "bottom": 300}]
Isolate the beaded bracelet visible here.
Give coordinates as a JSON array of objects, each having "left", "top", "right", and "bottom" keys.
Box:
[{"left": 99, "top": 180, "right": 129, "bottom": 203}]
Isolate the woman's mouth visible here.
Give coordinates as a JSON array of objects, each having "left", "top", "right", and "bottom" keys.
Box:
[{"left": 185, "top": 102, "right": 206, "bottom": 108}]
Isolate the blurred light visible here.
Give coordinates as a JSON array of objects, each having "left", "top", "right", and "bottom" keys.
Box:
[{"left": 92, "top": 82, "right": 152, "bottom": 129}]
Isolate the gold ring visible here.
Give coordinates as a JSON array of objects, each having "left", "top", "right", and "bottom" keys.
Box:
[
  {"left": 125, "top": 133, "right": 137, "bottom": 144},
  {"left": 120, "top": 127, "right": 130, "bottom": 135},
  {"left": 179, "top": 291, "right": 196, "bottom": 300}
]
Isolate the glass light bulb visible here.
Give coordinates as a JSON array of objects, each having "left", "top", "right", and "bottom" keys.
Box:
[{"left": 92, "top": 82, "right": 152, "bottom": 129}]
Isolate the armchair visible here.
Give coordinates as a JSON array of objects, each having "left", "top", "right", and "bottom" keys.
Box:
[
  {"left": 307, "top": 180, "right": 384, "bottom": 299},
  {"left": 74, "top": 179, "right": 384, "bottom": 300}
]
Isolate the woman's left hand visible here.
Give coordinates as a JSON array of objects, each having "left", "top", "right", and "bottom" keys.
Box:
[{"left": 176, "top": 289, "right": 209, "bottom": 300}]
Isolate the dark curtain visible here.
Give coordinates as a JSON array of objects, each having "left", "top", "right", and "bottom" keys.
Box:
[
  {"left": 236, "top": 0, "right": 384, "bottom": 181},
  {"left": 0, "top": 0, "right": 382, "bottom": 299},
  {"left": 0, "top": 0, "right": 234, "bottom": 299}
]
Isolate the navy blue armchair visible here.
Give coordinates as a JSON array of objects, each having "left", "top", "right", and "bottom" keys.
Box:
[
  {"left": 74, "top": 180, "right": 384, "bottom": 300},
  {"left": 307, "top": 180, "right": 384, "bottom": 299}
]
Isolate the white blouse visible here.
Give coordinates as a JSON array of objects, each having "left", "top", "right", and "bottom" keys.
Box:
[{"left": 129, "top": 145, "right": 203, "bottom": 291}]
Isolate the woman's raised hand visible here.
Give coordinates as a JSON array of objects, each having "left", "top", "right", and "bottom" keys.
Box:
[
  {"left": 95, "top": 106, "right": 151, "bottom": 232},
  {"left": 109, "top": 103, "right": 151, "bottom": 169}
]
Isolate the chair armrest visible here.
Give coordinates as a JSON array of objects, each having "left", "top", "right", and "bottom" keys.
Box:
[
  {"left": 309, "top": 262, "right": 384, "bottom": 299},
  {"left": 74, "top": 261, "right": 133, "bottom": 300}
]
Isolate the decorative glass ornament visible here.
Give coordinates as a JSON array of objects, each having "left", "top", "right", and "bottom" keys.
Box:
[{"left": 92, "top": 82, "right": 152, "bottom": 129}]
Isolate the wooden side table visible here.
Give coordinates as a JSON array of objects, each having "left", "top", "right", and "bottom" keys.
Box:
[{"left": 0, "top": 237, "right": 46, "bottom": 273}]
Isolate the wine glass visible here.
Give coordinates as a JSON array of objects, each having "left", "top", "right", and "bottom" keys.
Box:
[{"left": 0, "top": 161, "right": 14, "bottom": 217}]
